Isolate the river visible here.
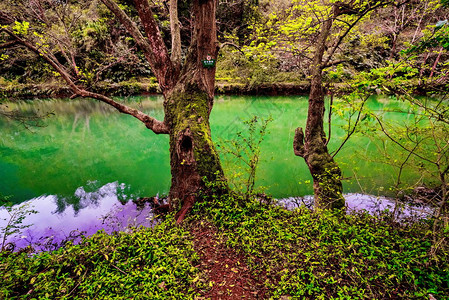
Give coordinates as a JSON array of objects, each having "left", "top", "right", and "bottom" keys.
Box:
[{"left": 0, "top": 95, "right": 433, "bottom": 251}]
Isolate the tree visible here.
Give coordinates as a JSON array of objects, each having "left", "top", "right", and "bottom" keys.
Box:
[
  {"left": 1, "top": 0, "right": 227, "bottom": 223},
  {"left": 365, "top": 6, "right": 449, "bottom": 245},
  {"left": 244, "top": 0, "right": 409, "bottom": 210}
]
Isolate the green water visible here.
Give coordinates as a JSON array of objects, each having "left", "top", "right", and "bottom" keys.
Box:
[{"left": 0, "top": 95, "right": 424, "bottom": 205}]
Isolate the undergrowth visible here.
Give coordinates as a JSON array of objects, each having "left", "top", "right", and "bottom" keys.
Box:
[
  {"left": 0, "top": 216, "right": 200, "bottom": 299},
  {"left": 193, "top": 194, "right": 449, "bottom": 299},
  {"left": 2, "top": 191, "right": 448, "bottom": 299}
]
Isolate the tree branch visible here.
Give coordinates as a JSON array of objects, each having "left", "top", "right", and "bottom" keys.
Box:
[
  {"left": 0, "top": 40, "right": 18, "bottom": 49},
  {"left": 375, "top": 114, "right": 435, "bottom": 165},
  {"left": 169, "top": 0, "right": 182, "bottom": 72},
  {"left": 323, "top": 11, "right": 367, "bottom": 67},
  {"left": 0, "top": 10, "right": 14, "bottom": 25},
  {"left": 2, "top": 27, "right": 169, "bottom": 135},
  {"left": 100, "top": 0, "right": 175, "bottom": 92},
  {"left": 133, "top": 0, "right": 176, "bottom": 90},
  {"left": 321, "top": 59, "right": 347, "bottom": 69},
  {"left": 325, "top": 90, "right": 334, "bottom": 147},
  {"left": 332, "top": 95, "right": 369, "bottom": 158},
  {"left": 323, "top": 1, "right": 406, "bottom": 67},
  {"left": 219, "top": 42, "right": 245, "bottom": 55}
]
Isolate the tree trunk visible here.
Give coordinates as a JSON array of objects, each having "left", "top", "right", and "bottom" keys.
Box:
[
  {"left": 164, "top": 0, "right": 227, "bottom": 223},
  {"left": 5, "top": 0, "right": 228, "bottom": 222},
  {"left": 294, "top": 74, "right": 344, "bottom": 210},
  {"left": 293, "top": 5, "right": 344, "bottom": 210}
]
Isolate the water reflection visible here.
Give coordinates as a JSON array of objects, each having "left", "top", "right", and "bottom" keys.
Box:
[
  {"left": 279, "top": 193, "right": 434, "bottom": 220},
  {"left": 0, "top": 182, "right": 155, "bottom": 252},
  {"left": 1, "top": 189, "right": 435, "bottom": 252},
  {"left": 53, "top": 180, "right": 132, "bottom": 214}
]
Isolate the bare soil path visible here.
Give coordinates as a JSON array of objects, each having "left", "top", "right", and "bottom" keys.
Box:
[{"left": 190, "top": 222, "right": 268, "bottom": 299}]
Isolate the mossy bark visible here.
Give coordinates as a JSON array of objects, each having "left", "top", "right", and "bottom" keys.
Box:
[
  {"left": 6, "top": 0, "right": 227, "bottom": 222},
  {"left": 165, "top": 82, "right": 227, "bottom": 222},
  {"left": 97, "top": 0, "right": 227, "bottom": 221},
  {"left": 294, "top": 77, "right": 344, "bottom": 210}
]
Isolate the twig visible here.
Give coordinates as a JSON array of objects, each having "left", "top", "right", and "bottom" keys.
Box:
[
  {"left": 332, "top": 95, "right": 369, "bottom": 158},
  {"left": 111, "top": 263, "right": 129, "bottom": 276},
  {"left": 325, "top": 90, "right": 334, "bottom": 147}
]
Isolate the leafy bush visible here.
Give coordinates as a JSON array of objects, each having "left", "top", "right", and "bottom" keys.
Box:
[{"left": 0, "top": 217, "right": 200, "bottom": 299}]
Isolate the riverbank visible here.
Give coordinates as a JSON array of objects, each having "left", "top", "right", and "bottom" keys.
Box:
[
  {"left": 2, "top": 79, "right": 445, "bottom": 101},
  {"left": 1, "top": 195, "right": 448, "bottom": 299},
  {"left": 0, "top": 80, "right": 311, "bottom": 100}
]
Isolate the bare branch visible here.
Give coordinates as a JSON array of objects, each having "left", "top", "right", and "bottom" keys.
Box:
[
  {"left": 100, "top": 0, "right": 175, "bottom": 92},
  {"left": 375, "top": 114, "right": 436, "bottom": 165},
  {"left": 0, "top": 40, "right": 18, "bottom": 49},
  {"left": 325, "top": 90, "right": 333, "bottom": 147},
  {"left": 78, "top": 91, "right": 169, "bottom": 134},
  {"left": 169, "top": 0, "right": 182, "bottom": 72},
  {"left": 133, "top": 0, "right": 176, "bottom": 89},
  {"left": 323, "top": 12, "right": 367, "bottom": 67},
  {"left": 0, "top": 10, "right": 14, "bottom": 25},
  {"left": 2, "top": 27, "right": 169, "bottom": 135},
  {"left": 323, "top": 1, "right": 409, "bottom": 67},
  {"left": 321, "top": 59, "right": 347, "bottom": 69},
  {"left": 219, "top": 42, "right": 245, "bottom": 55},
  {"left": 332, "top": 95, "right": 369, "bottom": 158}
]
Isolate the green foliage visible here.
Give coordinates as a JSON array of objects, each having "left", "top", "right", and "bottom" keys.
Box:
[
  {"left": 348, "top": 62, "right": 420, "bottom": 95},
  {"left": 12, "top": 21, "right": 30, "bottom": 36},
  {"left": 0, "top": 216, "right": 201, "bottom": 299},
  {"left": 0, "top": 0, "right": 152, "bottom": 85},
  {"left": 216, "top": 47, "right": 302, "bottom": 88},
  {"left": 406, "top": 21, "right": 449, "bottom": 53},
  {"left": 197, "top": 194, "right": 449, "bottom": 299}
]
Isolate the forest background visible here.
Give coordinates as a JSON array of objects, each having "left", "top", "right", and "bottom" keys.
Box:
[{"left": 0, "top": 0, "right": 447, "bottom": 97}]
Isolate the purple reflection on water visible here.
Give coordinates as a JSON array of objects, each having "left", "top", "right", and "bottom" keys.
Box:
[
  {"left": 278, "top": 193, "right": 434, "bottom": 219},
  {"left": 0, "top": 182, "right": 156, "bottom": 252}
]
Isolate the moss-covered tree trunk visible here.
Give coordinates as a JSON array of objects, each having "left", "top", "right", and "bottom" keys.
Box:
[
  {"left": 293, "top": 7, "right": 344, "bottom": 210},
  {"left": 165, "top": 83, "right": 226, "bottom": 222},
  {"left": 163, "top": 0, "right": 227, "bottom": 222},
  {"left": 294, "top": 74, "right": 344, "bottom": 210},
  {"left": 7, "top": 0, "right": 228, "bottom": 222}
]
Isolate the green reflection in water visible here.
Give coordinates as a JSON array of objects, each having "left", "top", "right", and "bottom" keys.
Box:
[{"left": 0, "top": 95, "right": 424, "bottom": 204}]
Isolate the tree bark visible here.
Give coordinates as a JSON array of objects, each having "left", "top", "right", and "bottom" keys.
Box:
[
  {"left": 100, "top": 0, "right": 226, "bottom": 222},
  {"left": 169, "top": 0, "right": 182, "bottom": 72},
  {"left": 293, "top": 4, "right": 344, "bottom": 210}
]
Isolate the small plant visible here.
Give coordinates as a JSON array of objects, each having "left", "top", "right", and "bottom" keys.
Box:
[
  {"left": 218, "top": 116, "right": 273, "bottom": 199},
  {"left": 0, "top": 194, "right": 37, "bottom": 251},
  {"left": 202, "top": 195, "right": 449, "bottom": 298}
]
